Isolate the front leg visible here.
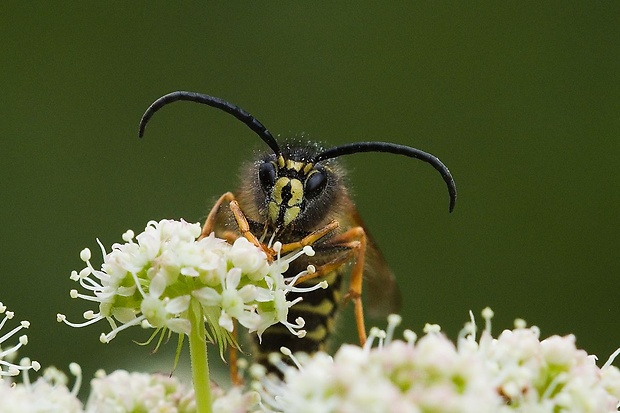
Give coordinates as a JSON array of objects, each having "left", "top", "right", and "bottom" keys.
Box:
[{"left": 199, "top": 192, "right": 273, "bottom": 257}]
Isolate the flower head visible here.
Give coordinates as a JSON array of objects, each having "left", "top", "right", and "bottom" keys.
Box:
[
  {"left": 85, "top": 369, "right": 195, "bottom": 413},
  {"left": 0, "top": 363, "right": 82, "bottom": 412},
  {"left": 468, "top": 309, "right": 620, "bottom": 411},
  {"left": 256, "top": 309, "right": 620, "bottom": 413},
  {"left": 85, "top": 369, "right": 260, "bottom": 413},
  {"left": 58, "top": 220, "right": 322, "bottom": 349}
]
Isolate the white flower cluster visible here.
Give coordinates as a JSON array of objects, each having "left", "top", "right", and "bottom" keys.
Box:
[
  {"left": 86, "top": 369, "right": 260, "bottom": 413},
  {"left": 0, "top": 364, "right": 83, "bottom": 413},
  {"left": 258, "top": 311, "right": 620, "bottom": 413},
  {"left": 57, "top": 220, "right": 324, "bottom": 345},
  {"left": 86, "top": 370, "right": 196, "bottom": 413},
  {"left": 1, "top": 365, "right": 259, "bottom": 413}
]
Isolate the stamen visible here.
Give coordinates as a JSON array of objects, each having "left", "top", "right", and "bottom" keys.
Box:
[
  {"left": 96, "top": 238, "right": 108, "bottom": 259},
  {"left": 100, "top": 314, "right": 146, "bottom": 343},
  {"left": 69, "top": 363, "right": 82, "bottom": 396},
  {"left": 603, "top": 348, "right": 620, "bottom": 370},
  {"left": 57, "top": 313, "right": 104, "bottom": 328},
  {"left": 403, "top": 329, "right": 417, "bottom": 346},
  {"left": 302, "top": 246, "right": 315, "bottom": 257},
  {"left": 267, "top": 232, "right": 277, "bottom": 249},
  {"left": 273, "top": 241, "right": 282, "bottom": 254},
  {"left": 280, "top": 346, "right": 303, "bottom": 370},
  {"left": 80, "top": 248, "right": 92, "bottom": 262},
  {"left": 364, "top": 327, "right": 382, "bottom": 352},
  {"left": 69, "top": 290, "right": 105, "bottom": 303},
  {"left": 0, "top": 321, "right": 30, "bottom": 345},
  {"left": 0, "top": 336, "right": 27, "bottom": 359},
  {"left": 0, "top": 313, "right": 11, "bottom": 332},
  {"left": 20, "top": 358, "right": 32, "bottom": 385},
  {"left": 121, "top": 230, "right": 135, "bottom": 242},
  {"left": 385, "top": 314, "right": 402, "bottom": 345},
  {"left": 469, "top": 310, "right": 477, "bottom": 337},
  {"left": 423, "top": 323, "right": 441, "bottom": 334},
  {"left": 458, "top": 310, "right": 477, "bottom": 342},
  {"left": 376, "top": 329, "right": 387, "bottom": 349},
  {"left": 481, "top": 307, "right": 494, "bottom": 335},
  {"left": 268, "top": 353, "right": 287, "bottom": 374},
  {"left": 129, "top": 270, "right": 147, "bottom": 298}
]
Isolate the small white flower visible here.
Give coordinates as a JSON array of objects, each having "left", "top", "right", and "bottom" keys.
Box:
[{"left": 228, "top": 237, "right": 269, "bottom": 280}]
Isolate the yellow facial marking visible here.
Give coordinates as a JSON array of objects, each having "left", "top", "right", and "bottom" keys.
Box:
[
  {"left": 303, "top": 163, "right": 314, "bottom": 175},
  {"left": 285, "top": 160, "right": 305, "bottom": 172},
  {"left": 273, "top": 177, "right": 289, "bottom": 204},
  {"left": 270, "top": 177, "right": 303, "bottom": 225},
  {"left": 268, "top": 201, "right": 279, "bottom": 223},
  {"left": 288, "top": 179, "right": 303, "bottom": 206},
  {"left": 283, "top": 206, "right": 300, "bottom": 226},
  {"left": 277, "top": 155, "right": 285, "bottom": 168}
]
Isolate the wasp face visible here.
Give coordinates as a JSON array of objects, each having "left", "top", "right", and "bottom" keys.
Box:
[{"left": 250, "top": 145, "right": 342, "bottom": 232}]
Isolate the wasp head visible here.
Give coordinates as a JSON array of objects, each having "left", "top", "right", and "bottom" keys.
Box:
[{"left": 243, "top": 143, "right": 346, "bottom": 233}]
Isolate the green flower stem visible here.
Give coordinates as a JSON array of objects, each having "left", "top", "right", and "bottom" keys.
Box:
[{"left": 188, "top": 298, "right": 212, "bottom": 413}]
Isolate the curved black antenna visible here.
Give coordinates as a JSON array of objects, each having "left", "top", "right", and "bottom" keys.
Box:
[
  {"left": 315, "top": 142, "right": 457, "bottom": 212},
  {"left": 138, "top": 91, "right": 280, "bottom": 155}
]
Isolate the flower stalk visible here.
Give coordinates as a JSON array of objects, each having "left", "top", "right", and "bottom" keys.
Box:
[{"left": 188, "top": 298, "right": 212, "bottom": 413}]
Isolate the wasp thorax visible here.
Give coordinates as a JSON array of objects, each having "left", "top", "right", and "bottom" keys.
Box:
[{"left": 258, "top": 154, "right": 329, "bottom": 228}]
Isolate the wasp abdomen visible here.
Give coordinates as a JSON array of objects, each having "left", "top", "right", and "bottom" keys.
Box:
[{"left": 252, "top": 269, "right": 343, "bottom": 369}]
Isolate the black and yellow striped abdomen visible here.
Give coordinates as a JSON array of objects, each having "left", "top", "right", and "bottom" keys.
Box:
[{"left": 252, "top": 253, "right": 345, "bottom": 368}]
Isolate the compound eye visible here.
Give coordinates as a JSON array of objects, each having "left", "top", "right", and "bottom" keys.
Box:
[
  {"left": 305, "top": 170, "right": 326, "bottom": 198},
  {"left": 258, "top": 162, "right": 277, "bottom": 191}
]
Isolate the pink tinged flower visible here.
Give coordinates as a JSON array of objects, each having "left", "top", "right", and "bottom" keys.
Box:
[
  {"left": 0, "top": 364, "right": 82, "bottom": 412},
  {"left": 256, "top": 311, "right": 620, "bottom": 413}
]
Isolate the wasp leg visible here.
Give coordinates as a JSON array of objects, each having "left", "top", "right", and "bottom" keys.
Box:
[
  {"left": 199, "top": 192, "right": 273, "bottom": 256},
  {"left": 200, "top": 192, "right": 235, "bottom": 239},
  {"left": 228, "top": 321, "right": 243, "bottom": 386},
  {"left": 279, "top": 220, "right": 340, "bottom": 253},
  {"left": 293, "top": 227, "right": 368, "bottom": 346},
  {"left": 219, "top": 230, "right": 241, "bottom": 245}
]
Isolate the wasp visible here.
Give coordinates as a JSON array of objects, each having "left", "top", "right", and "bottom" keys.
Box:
[{"left": 138, "top": 91, "right": 456, "bottom": 372}]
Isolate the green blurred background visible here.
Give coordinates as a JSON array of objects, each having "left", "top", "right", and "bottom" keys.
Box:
[{"left": 1, "top": 3, "right": 619, "bottom": 391}]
